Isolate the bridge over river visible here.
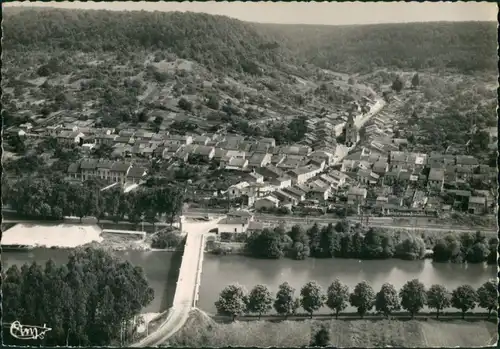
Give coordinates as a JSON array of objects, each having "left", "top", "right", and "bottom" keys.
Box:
[{"left": 132, "top": 217, "right": 221, "bottom": 347}]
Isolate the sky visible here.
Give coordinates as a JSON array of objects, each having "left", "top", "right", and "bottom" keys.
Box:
[{"left": 4, "top": 1, "right": 497, "bottom": 25}]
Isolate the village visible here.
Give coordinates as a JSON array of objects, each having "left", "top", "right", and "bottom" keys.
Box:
[{"left": 6, "top": 93, "right": 496, "bottom": 239}]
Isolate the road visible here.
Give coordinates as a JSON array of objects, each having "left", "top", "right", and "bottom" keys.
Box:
[{"left": 132, "top": 218, "right": 220, "bottom": 347}]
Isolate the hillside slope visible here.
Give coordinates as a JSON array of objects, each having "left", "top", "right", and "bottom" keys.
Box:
[{"left": 2, "top": 9, "right": 292, "bottom": 73}]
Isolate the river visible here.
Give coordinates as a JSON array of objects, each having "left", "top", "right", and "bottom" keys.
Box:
[
  {"left": 3, "top": 250, "right": 496, "bottom": 314},
  {"left": 198, "top": 254, "right": 496, "bottom": 314}
]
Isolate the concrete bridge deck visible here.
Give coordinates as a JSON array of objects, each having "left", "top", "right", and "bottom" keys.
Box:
[{"left": 132, "top": 217, "right": 220, "bottom": 347}]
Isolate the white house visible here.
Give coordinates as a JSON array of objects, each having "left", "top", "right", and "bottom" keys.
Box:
[
  {"left": 228, "top": 181, "right": 250, "bottom": 199},
  {"left": 218, "top": 217, "right": 250, "bottom": 234}
]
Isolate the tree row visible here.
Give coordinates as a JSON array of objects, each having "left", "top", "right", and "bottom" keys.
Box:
[
  {"left": 215, "top": 278, "right": 497, "bottom": 321},
  {"left": 245, "top": 222, "right": 497, "bottom": 264},
  {"left": 3, "top": 176, "right": 184, "bottom": 225}
]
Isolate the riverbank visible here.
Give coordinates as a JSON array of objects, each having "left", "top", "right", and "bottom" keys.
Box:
[{"left": 163, "top": 309, "right": 497, "bottom": 347}]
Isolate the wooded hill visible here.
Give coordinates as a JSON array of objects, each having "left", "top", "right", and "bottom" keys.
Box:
[{"left": 3, "top": 8, "right": 497, "bottom": 74}]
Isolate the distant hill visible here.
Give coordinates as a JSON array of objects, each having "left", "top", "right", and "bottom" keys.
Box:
[
  {"left": 3, "top": 8, "right": 496, "bottom": 74},
  {"left": 258, "top": 21, "right": 498, "bottom": 74}
]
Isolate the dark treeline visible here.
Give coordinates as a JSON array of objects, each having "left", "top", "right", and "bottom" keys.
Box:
[
  {"left": 2, "top": 175, "right": 184, "bottom": 225},
  {"left": 244, "top": 222, "right": 497, "bottom": 265},
  {"left": 260, "top": 21, "right": 497, "bottom": 74},
  {"left": 215, "top": 278, "right": 497, "bottom": 321},
  {"left": 3, "top": 9, "right": 496, "bottom": 74},
  {"left": 2, "top": 248, "right": 154, "bottom": 346}
]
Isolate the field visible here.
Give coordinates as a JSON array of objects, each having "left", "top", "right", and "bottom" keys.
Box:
[{"left": 162, "top": 309, "right": 497, "bottom": 348}]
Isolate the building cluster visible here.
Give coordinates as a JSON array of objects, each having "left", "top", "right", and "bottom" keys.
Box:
[{"left": 227, "top": 146, "right": 496, "bottom": 218}]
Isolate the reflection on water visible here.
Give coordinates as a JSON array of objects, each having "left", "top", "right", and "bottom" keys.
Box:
[
  {"left": 198, "top": 254, "right": 496, "bottom": 314},
  {"left": 3, "top": 249, "right": 496, "bottom": 315},
  {"left": 2, "top": 249, "right": 180, "bottom": 313}
]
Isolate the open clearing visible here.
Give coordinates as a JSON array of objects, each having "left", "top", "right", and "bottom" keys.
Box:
[{"left": 162, "top": 309, "right": 497, "bottom": 348}]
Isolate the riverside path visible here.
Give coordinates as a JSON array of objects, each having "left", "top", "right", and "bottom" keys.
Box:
[{"left": 132, "top": 217, "right": 221, "bottom": 347}]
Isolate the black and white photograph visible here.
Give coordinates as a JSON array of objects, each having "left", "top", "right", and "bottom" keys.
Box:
[{"left": 1, "top": 1, "right": 498, "bottom": 347}]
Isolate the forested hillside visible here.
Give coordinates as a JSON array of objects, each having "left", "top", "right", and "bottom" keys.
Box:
[
  {"left": 2, "top": 9, "right": 292, "bottom": 73},
  {"left": 3, "top": 8, "right": 496, "bottom": 75},
  {"left": 259, "top": 22, "right": 497, "bottom": 74}
]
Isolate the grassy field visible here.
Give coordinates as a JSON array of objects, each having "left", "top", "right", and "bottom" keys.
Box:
[{"left": 162, "top": 309, "right": 497, "bottom": 348}]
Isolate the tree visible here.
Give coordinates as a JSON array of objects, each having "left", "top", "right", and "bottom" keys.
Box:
[
  {"left": 326, "top": 279, "right": 349, "bottom": 319},
  {"left": 465, "top": 242, "right": 489, "bottom": 263},
  {"left": 399, "top": 279, "right": 427, "bottom": 318},
  {"left": 246, "top": 229, "right": 284, "bottom": 259},
  {"left": 246, "top": 284, "right": 273, "bottom": 319},
  {"left": 477, "top": 279, "right": 498, "bottom": 319},
  {"left": 451, "top": 285, "right": 478, "bottom": 319},
  {"left": 300, "top": 281, "right": 325, "bottom": 318},
  {"left": 391, "top": 76, "right": 404, "bottom": 93},
  {"left": 206, "top": 94, "right": 220, "bottom": 110},
  {"left": 311, "top": 326, "right": 330, "bottom": 347},
  {"left": 153, "top": 116, "right": 163, "bottom": 125},
  {"left": 274, "top": 282, "right": 296, "bottom": 319},
  {"left": 411, "top": 73, "right": 420, "bottom": 88},
  {"left": 178, "top": 97, "right": 193, "bottom": 112},
  {"left": 349, "top": 281, "right": 375, "bottom": 318},
  {"left": 426, "top": 284, "right": 451, "bottom": 319},
  {"left": 214, "top": 284, "right": 247, "bottom": 321},
  {"left": 375, "top": 283, "right": 401, "bottom": 318}
]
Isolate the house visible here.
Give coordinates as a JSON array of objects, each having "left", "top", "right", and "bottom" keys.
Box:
[
  {"left": 245, "top": 172, "right": 264, "bottom": 184},
  {"left": 427, "top": 168, "right": 445, "bottom": 192},
  {"left": 259, "top": 138, "right": 276, "bottom": 147},
  {"left": 67, "top": 162, "right": 80, "bottom": 180},
  {"left": 213, "top": 148, "right": 228, "bottom": 163},
  {"left": 109, "top": 162, "right": 132, "bottom": 183},
  {"left": 274, "top": 190, "right": 299, "bottom": 206},
  {"left": 372, "top": 161, "right": 389, "bottom": 176},
  {"left": 192, "top": 135, "right": 211, "bottom": 145},
  {"left": 455, "top": 166, "right": 474, "bottom": 180},
  {"left": 308, "top": 158, "right": 326, "bottom": 171},
  {"left": 225, "top": 150, "right": 246, "bottom": 159},
  {"left": 79, "top": 159, "right": 98, "bottom": 180},
  {"left": 455, "top": 155, "right": 479, "bottom": 169},
  {"left": 357, "top": 169, "right": 380, "bottom": 185},
  {"left": 309, "top": 150, "right": 334, "bottom": 167},
  {"left": 95, "top": 134, "right": 117, "bottom": 146},
  {"left": 255, "top": 196, "right": 280, "bottom": 210},
  {"left": 165, "top": 135, "right": 193, "bottom": 146},
  {"left": 127, "top": 166, "right": 147, "bottom": 184},
  {"left": 389, "top": 151, "right": 408, "bottom": 170},
  {"left": 57, "top": 131, "right": 85, "bottom": 146},
  {"left": 224, "top": 158, "right": 249, "bottom": 171},
  {"left": 399, "top": 171, "right": 418, "bottom": 186},
  {"left": 192, "top": 145, "right": 215, "bottom": 161},
  {"left": 287, "top": 165, "right": 321, "bottom": 184},
  {"left": 96, "top": 160, "right": 114, "bottom": 180},
  {"left": 328, "top": 170, "right": 349, "bottom": 187},
  {"left": 271, "top": 176, "right": 292, "bottom": 189},
  {"left": 270, "top": 153, "right": 286, "bottom": 166},
  {"left": 468, "top": 196, "right": 487, "bottom": 214},
  {"left": 247, "top": 221, "right": 265, "bottom": 234},
  {"left": 247, "top": 152, "right": 272, "bottom": 169},
  {"left": 228, "top": 182, "right": 250, "bottom": 199},
  {"left": 307, "top": 185, "right": 330, "bottom": 201},
  {"left": 278, "top": 155, "right": 307, "bottom": 170},
  {"left": 256, "top": 165, "right": 285, "bottom": 181},
  {"left": 282, "top": 186, "right": 307, "bottom": 202},
  {"left": 280, "top": 145, "right": 311, "bottom": 156},
  {"left": 375, "top": 196, "right": 389, "bottom": 208},
  {"left": 218, "top": 217, "right": 250, "bottom": 234},
  {"left": 347, "top": 187, "right": 367, "bottom": 206}
]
